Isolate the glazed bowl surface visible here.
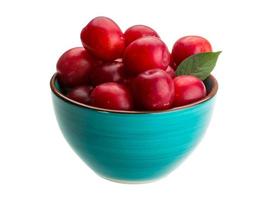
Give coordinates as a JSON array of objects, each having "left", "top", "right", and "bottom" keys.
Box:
[{"left": 50, "top": 74, "right": 218, "bottom": 183}]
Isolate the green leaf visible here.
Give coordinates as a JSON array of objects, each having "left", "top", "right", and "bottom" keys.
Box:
[{"left": 175, "top": 51, "right": 222, "bottom": 80}]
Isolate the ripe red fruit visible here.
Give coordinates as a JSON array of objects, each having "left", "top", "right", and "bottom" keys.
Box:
[
  {"left": 172, "top": 36, "right": 212, "bottom": 67},
  {"left": 122, "top": 75, "right": 136, "bottom": 91},
  {"left": 56, "top": 47, "right": 95, "bottom": 88},
  {"left": 169, "top": 54, "right": 177, "bottom": 70},
  {"left": 173, "top": 75, "right": 206, "bottom": 106},
  {"left": 81, "top": 16, "right": 125, "bottom": 61},
  {"left": 124, "top": 25, "right": 159, "bottom": 46},
  {"left": 89, "top": 61, "right": 125, "bottom": 86},
  {"left": 124, "top": 36, "right": 170, "bottom": 75},
  {"left": 90, "top": 82, "right": 133, "bottom": 110},
  {"left": 165, "top": 66, "right": 176, "bottom": 78},
  {"left": 132, "top": 69, "right": 175, "bottom": 110},
  {"left": 115, "top": 58, "right": 123, "bottom": 62},
  {"left": 67, "top": 86, "right": 93, "bottom": 105}
]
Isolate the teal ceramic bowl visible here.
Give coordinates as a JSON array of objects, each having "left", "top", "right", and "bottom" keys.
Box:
[{"left": 50, "top": 74, "right": 218, "bottom": 183}]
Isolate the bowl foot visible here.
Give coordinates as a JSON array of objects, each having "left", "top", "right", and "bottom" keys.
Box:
[{"left": 100, "top": 175, "right": 161, "bottom": 184}]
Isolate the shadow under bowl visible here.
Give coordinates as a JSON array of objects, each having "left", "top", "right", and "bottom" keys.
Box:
[{"left": 50, "top": 74, "right": 218, "bottom": 183}]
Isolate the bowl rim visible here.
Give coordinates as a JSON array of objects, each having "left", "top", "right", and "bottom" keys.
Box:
[{"left": 50, "top": 73, "right": 218, "bottom": 114}]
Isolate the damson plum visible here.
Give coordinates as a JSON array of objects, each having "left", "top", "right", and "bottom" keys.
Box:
[
  {"left": 90, "top": 82, "right": 133, "bottom": 110},
  {"left": 89, "top": 61, "right": 126, "bottom": 86},
  {"left": 67, "top": 86, "right": 93, "bottom": 105},
  {"left": 123, "top": 36, "right": 170, "bottom": 75},
  {"left": 81, "top": 16, "right": 125, "bottom": 61},
  {"left": 132, "top": 69, "right": 175, "bottom": 110},
  {"left": 124, "top": 25, "right": 159, "bottom": 46},
  {"left": 56, "top": 47, "right": 95, "bottom": 88},
  {"left": 172, "top": 36, "right": 212, "bottom": 67},
  {"left": 173, "top": 75, "right": 206, "bottom": 106}
]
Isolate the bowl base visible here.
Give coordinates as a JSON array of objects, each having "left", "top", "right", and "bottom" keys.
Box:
[{"left": 100, "top": 175, "right": 162, "bottom": 184}]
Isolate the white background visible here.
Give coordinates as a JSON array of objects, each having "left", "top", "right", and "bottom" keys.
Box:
[{"left": 0, "top": 0, "right": 266, "bottom": 199}]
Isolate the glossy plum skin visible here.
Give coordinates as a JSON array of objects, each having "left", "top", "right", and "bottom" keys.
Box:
[
  {"left": 89, "top": 61, "right": 126, "bottom": 86},
  {"left": 67, "top": 86, "right": 93, "bottom": 105},
  {"left": 124, "top": 36, "right": 170, "bottom": 75},
  {"left": 90, "top": 82, "right": 133, "bottom": 110},
  {"left": 169, "top": 54, "right": 177, "bottom": 70},
  {"left": 124, "top": 25, "right": 159, "bottom": 46},
  {"left": 173, "top": 75, "right": 206, "bottom": 106},
  {"left": 165, "top": 66, "right": 176, "bottom": 78},
  {"left": 132, "top": 69, "right": 175, "bottom": 110},
  {"left": 81, "top": 16, "right": 125, "bottom": 61},
  {"left": 172, "top": 36, "right": 212, "bottom": 67},
  {"left": 56, "top": 47, "right": 95, "bottom": 88}
]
